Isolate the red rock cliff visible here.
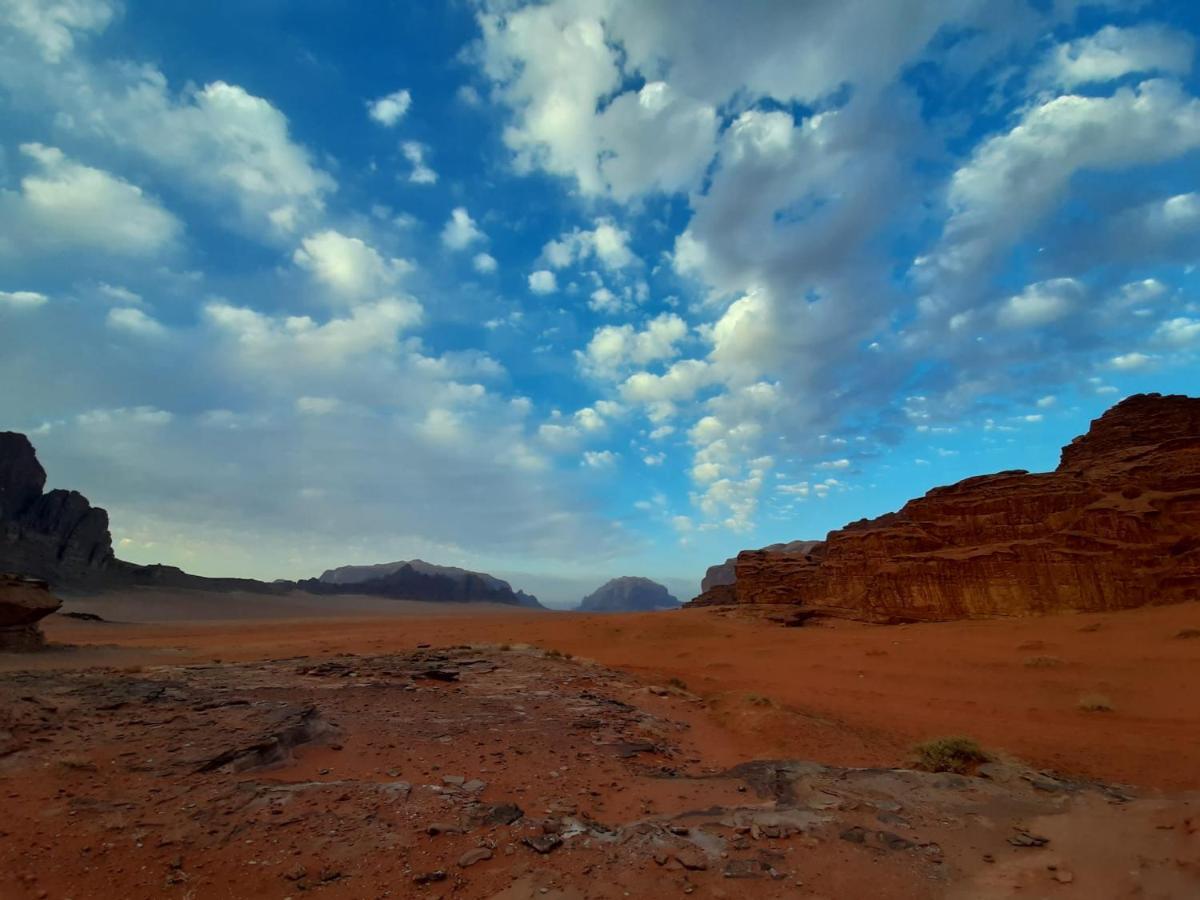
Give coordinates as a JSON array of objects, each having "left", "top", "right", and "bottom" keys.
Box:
[{"left": 725, "top": 394, "right": 1200, "bottom": 621}]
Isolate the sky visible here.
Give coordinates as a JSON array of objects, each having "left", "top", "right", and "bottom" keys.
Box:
[{"left": 1, "top": 0, "right": 1198, "bottom": 607}]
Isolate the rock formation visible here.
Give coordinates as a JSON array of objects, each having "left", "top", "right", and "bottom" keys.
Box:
[
  {"left": 0, "top": 432, "right": 539, "bottom": 607},
  {"left": 692, "top": 394, "right": 1200, "bottom": 622},
  {"left": 693, "top": 541, "right": 821, "bottom": 606},
  {"left": 0, "top": 573, "right": 62, "bottom": 651},
  {"left": 303, "top": 561, "right": 542, "bottom": 608},
  {"left": 578, "top": 577, "right": 679, "bottom": 612},
  {"left": 0, "top": 433, "right": 115, "bottom": 585}
]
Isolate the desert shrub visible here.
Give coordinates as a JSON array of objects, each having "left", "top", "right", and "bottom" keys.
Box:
[
  {"left": 667, "top": 677, "right": 688, "bottom": 691},
  {"left": 1024, "top": 656, "right": 1064, "bottom": 668},
  {"left": 1174, "top": 628, "right": 1200, "bottom": 640},
  {"left": 1078, "top": 693, "right": 1113, "bottom": 712},
  {"left": 912, "top": 736, "right": 989, "bottom": 774}
]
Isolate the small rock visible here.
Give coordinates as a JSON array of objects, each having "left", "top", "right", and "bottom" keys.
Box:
[
  {"left": 412, "top": 870, "right": 446, "bottom": 885},
  {"left": 523, "top": 834, "right": 562, "bottom": 854},
  {"left": 462, "top": 779, "right": 487, "bottom": 793},
  {"left": 442, "top": 775, "right": 465, "bottom": 787},
  {"left": 839, "top": 826, "right": 868, "bottom": 844},
  {"left": 1053, "top": 869, "right": 1075, "bottom": 884},
  {"left": 458, "top": 847, "right": 493, "bottom": 868},
  {"left": 484, "top": 802, "right": 524, "bottom": 825},
  {"left": 674, "top": 849, "right": 708, "bottom": 871},
  {"left": 1009, "top": 830, "right": 1050, "bottom": 848}
]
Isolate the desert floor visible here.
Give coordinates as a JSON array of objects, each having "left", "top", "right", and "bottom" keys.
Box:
[{"left": 1, "top": 591, "right": 1198, "bottom": 898}]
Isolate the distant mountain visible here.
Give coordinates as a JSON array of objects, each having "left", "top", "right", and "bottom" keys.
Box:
[
  {"left": 306, "top": 560, "right": 543, "bottom": 608},
  {"left": 0, "top": 432, "right": 541, "bottom": 609},
  {"left": 578, "top": 576, "right": 679, "bottom": 612}
]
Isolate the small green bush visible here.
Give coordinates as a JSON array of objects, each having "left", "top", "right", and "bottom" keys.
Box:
[{"left": 912, "top": 736, "right": 989, "bottom": 774}]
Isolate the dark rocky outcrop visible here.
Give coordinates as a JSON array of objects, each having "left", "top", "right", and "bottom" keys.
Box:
[
  {"left": 578, "top": 577, "right": 679, "bottom": 612},
  {"left": 302, "top": 561, "right": 542, "bottom": 608},
  {"left": 690, "top": 394, "right": 1200, "bottom": 622},
  {"left": 0, "top": 432, "right": 115, "bottom": 584},
  {"left": 0, "top": 573, "right": 62, "bottom": 651}
]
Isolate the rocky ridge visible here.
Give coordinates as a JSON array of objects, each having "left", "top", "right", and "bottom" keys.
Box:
[
  {"left": 579, "top": 576, "right": 679, "bottom": 612},
  {"left": 691, "top": 394, "right": 1200, "bottom": 621}
]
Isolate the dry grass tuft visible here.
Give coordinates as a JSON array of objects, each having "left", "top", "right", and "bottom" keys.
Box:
[
  {"left": 1023, "top": 655, "right": 1064, "bottom": 668},
  {"left": 912, "top": 736, "right": 989, "bottom": 774},
  {"left": 1078, "top": 693, "right": 1114, "bottom": 712}
]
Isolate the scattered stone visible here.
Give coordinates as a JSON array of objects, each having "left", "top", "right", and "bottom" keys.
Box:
[
  {"left": 483, "top": 802, "right": 524, "bottom": 826},
  {"left": 523, "top": 834, "right": 562, "bottom": 854},
  {"left": 412, "top": 870, "right": 446, "bottom": 885},
  {"left": 839, "top": 826, "right": 868, "bottom": 844},
  {"left": 1009, "top": 830, "right": 1050, "bottom": 848},
  {"left": 419, "top": 668, "right": 460, "bottom": 682},
  {"left": 674, "top": 849, "right": 708, "bottom": 871},
  {"left": 458, "top": 847, "right": 493, "bottom": 868},
  {"left": 1053, "top": 869, "right": 1075, "bottom": 884}
]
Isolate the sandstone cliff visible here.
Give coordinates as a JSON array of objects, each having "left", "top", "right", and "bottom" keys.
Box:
[
  {"left": 693, "top": 540, "right": 821, "bottom": 606},
  {"left": 695, "top": 394, "right": 1200, "bottom": 622}
]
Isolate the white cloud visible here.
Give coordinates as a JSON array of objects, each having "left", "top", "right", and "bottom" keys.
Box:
[
  {"left": 97, "top": 283, "right": 143, "bottom": 305},
  {"left": 1039, "top": 25, "right": 1194, "bottom": 89},
  {"left": 1155, "top": 317, "right": 1200, "bottom": 347},
  {"left": 441, "top": 207, "right": 485, "bottom": 250},
  {"left": 582, "top": 449, "right": 618, "bottom": 468},
  {"left": 0, "top": 289, "right": 48, "bottom": 309},
  {"left": 1109, "top": 351, "right": 1153, "bottom": 370},
  {"left": 296, "top": 396, "right": 340, "bottom": 415},
  {"left": 106, "top": 306, "right": 166, "bottom": 338},
  {"left": 922, "top": 80, "right": 1200, "bottom": 294},
  {"left": 528, "top": 269, "right": 558, "bottom": 294},
  {"left": 472, "top": 252, "right": 498, "bottom": 274},
  {"left": 402, "top": 142, "right": 438, "bottom": 184},
  {"left": 1, "top": 143, "right": 181, "bottom": 256},
  {"left": 578, "top": 313, "right": 688, "bottom": 379},
  {"left": 816, "top": 458, "right": 850, "bottom": 470},
  {"left": 0, "top": 0, "right": 116, "bottom": 62},
  {"left": 367, "top": 88, "right": 411, "bottom": 126},
  {"left": 542, "top": 218, "right": 637, "bottom": 270},
  {"left": 293, "top": 230, "right": 411, "bottom": 302},
  {"left": 204, "top": 297, "right": 423, "bottom": 369},
  {"left": 997, "top": 278, "right": 1084, "bottom": 328}
]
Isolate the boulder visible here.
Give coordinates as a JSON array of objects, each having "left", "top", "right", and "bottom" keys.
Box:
[
  {"left": 707, "top": 394, "right": 1200, "bottom": 621},
  {"left": 0, "top": 573, "right": 62, "bottom": 651},
  {"left": 578, "top": 576, "right": 679, "bottom": 612}
]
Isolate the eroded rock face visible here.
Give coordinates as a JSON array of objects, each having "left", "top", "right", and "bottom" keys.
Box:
[
  {"left": 0, "top": 573, "right": 62, "bottom": 651},
  {"left": 0, "top": 433, "right": 115, "bottom": 585},
  {"left": 716, "top": 394, "right": 1200, "bottom": 621},
  {"left": 579, "top": 576, "right": 679, "bottom": 612},
  {"left": 693, "top": 541, "right": 821, "bottom": 607}
]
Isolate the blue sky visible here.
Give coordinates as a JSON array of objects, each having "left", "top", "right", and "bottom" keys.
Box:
[{"left": 1, "top": 1, "right": 1198, "bottom": 606}]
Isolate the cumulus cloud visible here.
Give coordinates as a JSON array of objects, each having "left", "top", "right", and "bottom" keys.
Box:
[
  {"left": 0, "top": 289, "right": 49, "bottom": 309},
  {"left": 441, "top": 207, "right": 485, "bottom": 250},
  {"left": 528, "top": 269, "right": 557, "bottom": 294},
  {"left": 106, "top": 306, "right": 166, "bottom": 338},
  {"left": 0, "top": 0, "right": 116, "bottom": 62},
  {"left": 367, "top": 88, "right": 411, "bottom": 126},
  {"left": 0, "top": 143, "right": 181, "bottom": 257},
  {"left": 1037, "top": 25, "right": 1194, "bottom": 89},
  {"left": 402, "top": 142, "right": 438, "bottom": 184},
  {"left": 920, "top": 80, "right": 1200, "bottom": 298},
  {"left": 293, "top": 230, "right": 411, "bottom": 302},
  {"left": 542, "top": 219, "right": 637, "bottom": 270},
  {"left": 997, "top": 278, "right": 1085, "bottom": 328},
  {"left": 577, "top": 313, "right": 688, "bottom": 379},
  {"left": 472, "top": 252, "right": 498, "bottom": 274}
]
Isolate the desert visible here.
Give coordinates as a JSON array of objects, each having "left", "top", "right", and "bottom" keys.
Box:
[{"left": 4, "top": 2, "right": 1200, "bottom": 897}]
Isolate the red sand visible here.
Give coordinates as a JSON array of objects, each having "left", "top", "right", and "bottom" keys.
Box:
[{"left": 31, "top": 594, "right": 1200, "bottom": 791}]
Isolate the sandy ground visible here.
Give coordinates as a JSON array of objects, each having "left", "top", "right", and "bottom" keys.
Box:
[
  {"left": 25, "top": 589, "right": 1200, "bottom": 791},
  {"left": 1, "top": 590, "right": 1198, "bottom": 899}
]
